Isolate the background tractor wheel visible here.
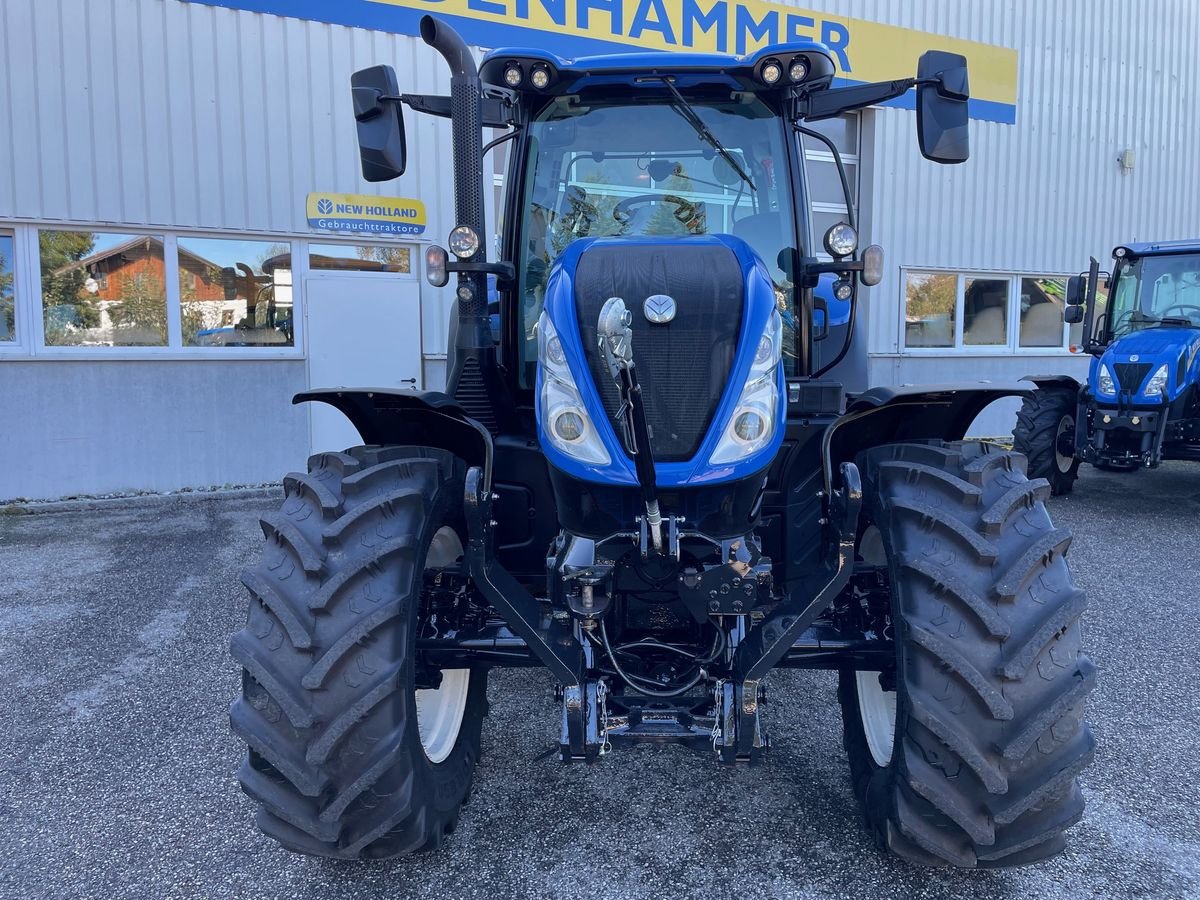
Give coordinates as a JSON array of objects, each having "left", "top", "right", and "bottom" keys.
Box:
[
  {"left": 839, "top": 440, "right": 1095, "bottom": 869},
  {"left": 230, "top": 445, "right": 487, "bottom": 859},
  {"left": 1013, "top": 388, "right": 1081, "bottom": 495}
]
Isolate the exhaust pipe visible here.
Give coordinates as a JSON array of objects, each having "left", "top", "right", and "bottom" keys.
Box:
[
  {"left": 420, "top": 16, "right": 476, "bottom": 78},
  {"left": 420, "top": 16, "right": 507, "bottom": 426}
]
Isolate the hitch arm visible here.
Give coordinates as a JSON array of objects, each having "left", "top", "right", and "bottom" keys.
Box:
[
  {"left": 463, "top": 467, "right": 582, "bottom": 688},
  {"left": 723, "top": 462, "right": 862, "bottom": 761}
]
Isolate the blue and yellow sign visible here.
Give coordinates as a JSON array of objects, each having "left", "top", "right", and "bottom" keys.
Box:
[
  {"left": 186, "top": 1, "right": 1018, "bottom": 123},
  {"left": 306, "top": 192, "right": 427, "bottom": 235}
]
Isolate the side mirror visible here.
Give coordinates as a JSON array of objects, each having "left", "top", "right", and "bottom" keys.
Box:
[
  {"left": 351, "top": 65, "right": 406, "bottom": 181},
  {"left": 916, "top": 51, "right": 970, "bottom": 164},
  {"left": 1064, "top": 305, "right": 1085, "bottom": 324},
  {"left": 1065, "top": 274, "right": 1086, "bottom": 307}
]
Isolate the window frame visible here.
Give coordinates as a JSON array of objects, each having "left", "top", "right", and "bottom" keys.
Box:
[
  {"left": 0, "top": 228, "right": 26, "bottom": 353},
  {"left": 901, "top": 267, "right": 1078, "bottom": 356}
]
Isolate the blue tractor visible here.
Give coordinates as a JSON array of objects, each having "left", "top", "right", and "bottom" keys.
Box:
[
  {"left": 230, "top": 17, "right": 1094, "bottom": 867},
  {"left": 1016, "top": 242, "right": 1200, "bottom": 493}
]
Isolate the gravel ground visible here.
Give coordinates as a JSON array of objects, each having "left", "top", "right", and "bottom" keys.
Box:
[{"left": 1, "top": 462, "right": 1198, "bottom": 899}]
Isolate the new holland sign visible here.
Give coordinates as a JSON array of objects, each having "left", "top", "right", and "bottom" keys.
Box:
[
  {"left": 184, "top": 1, "right": 1019, "bottom": 123},
  {"left": 306, "top": 192, "right": 427, "bottom": 235}
]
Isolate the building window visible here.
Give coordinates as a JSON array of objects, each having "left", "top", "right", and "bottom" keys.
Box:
[
  {"left": 904, "top": 272, "right": 957, "bottom": 348},
  {"left": 39, "top": 230, "right": 168, "bottom": 347},
  {"left": 0, "top": 232, "right": 15, "bottom": 343},
  {"left": 177, "top": 237, "right": 293, "bottom": 347},
  {"left": 904, "top": 270, "right": 1073, "bottom": 352},
  {"left": 1019, "top": 277, "right": 1069, "bottom": 347},
  {"left": 963, "top": 276, "right": 1009, "bottom": 346},
  {"left": 308, "top": 242, "right": 411, "bottom": 274}
]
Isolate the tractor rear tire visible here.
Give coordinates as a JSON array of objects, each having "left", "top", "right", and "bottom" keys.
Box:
[
  {"left": 1013, "top": 388, "right": 1081, "bottom": 495},
  {"left": 230, "top": 445, "right": 487, "bottom": 859},
  {"left": 839, "top": 440, "right": 1095, "bottom": 869}
]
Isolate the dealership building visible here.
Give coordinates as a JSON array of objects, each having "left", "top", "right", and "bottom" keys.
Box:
[{"left": 1, "top": 0, "right": 1198, "bottom": 500}]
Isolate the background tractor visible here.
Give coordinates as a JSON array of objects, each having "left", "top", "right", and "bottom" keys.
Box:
[
  {"left": 1016, "top": 242, "right": 1200, "bottom": 493},
  {"left": 230, "top": 16, "right": 1095, "bottom": 868}
]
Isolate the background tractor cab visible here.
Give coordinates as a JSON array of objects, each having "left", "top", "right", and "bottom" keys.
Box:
[
  {"left": 1016, "top": 241, "right": 1200, "bottom": 492},
  {"left": 229, "top": 15, "right": 1095, "bottom": 870}
]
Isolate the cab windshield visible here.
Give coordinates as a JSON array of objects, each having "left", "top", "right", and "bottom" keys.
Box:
[
  {"left": 1107, "top": 253, "right": 1200, "bottom": 339},
  {"left": 514, "top": 93, "right": 801, "bottom": 386}
]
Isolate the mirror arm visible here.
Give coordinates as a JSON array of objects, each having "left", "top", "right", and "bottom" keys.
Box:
[
  {"left": 803, "top": 258, "right": 863, "bottom": 277},
  {"left": 798, "top": 78, "right": 915, "bottom": 121},
  {"left": 447, "top": 259, "right": 517, "bottom": 285},
  {"left": 401, "top": 92, "right": 515, "bottom": 128}
]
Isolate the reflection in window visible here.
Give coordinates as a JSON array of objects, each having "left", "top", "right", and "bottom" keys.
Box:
[
  {"left": 904, "top": 272, "right": 956, "bottom": 347},
  {"left": 177, "top": 237, "right": 293, "bottom": 347},
  {"left": 0, "top": 234, "right": 14, "bottom": 342},
  {"left": 40, "top": 231, "right": 168, "bottom": 347},
  {"left": 963, "top": 277, "right": 1009, "bottom": 345},
  {"left": 1019, "top": 277, "right": 1066, "bottom": 347},
  {"left": 308, "top": 243, "right": 411, "bottom": 273}
]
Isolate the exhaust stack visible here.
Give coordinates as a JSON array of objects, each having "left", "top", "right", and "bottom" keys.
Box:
[{"left": 420, "top": 16, "right": 506, "bottom": 429}]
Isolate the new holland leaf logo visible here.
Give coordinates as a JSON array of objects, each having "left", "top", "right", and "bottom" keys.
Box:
[
  {"left": 643, "top": 294, "right": 677, "bottom": 324},
  {"left": 317, "top": 198, "right": 333, "bottom": 215}
]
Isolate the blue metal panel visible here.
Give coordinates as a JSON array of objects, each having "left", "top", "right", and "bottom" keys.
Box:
[{"left": 536, "top": 234, "right": 786, "bottom": 488}]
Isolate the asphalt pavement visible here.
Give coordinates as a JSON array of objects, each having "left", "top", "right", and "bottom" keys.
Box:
[{"left": 1, "top": 462, "right": 1198, "bottom": 900}]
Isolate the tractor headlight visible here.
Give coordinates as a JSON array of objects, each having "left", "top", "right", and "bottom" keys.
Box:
[
  {"left": 823, "top": 223, "right": 858, "bottom": 258},
  {"left": 537, "top": 313, "right": 610, "bottom": 465},
  {"left": 712, "top": 311, "right": 782, "bottom": 465},
  {"left": 530, "top": 65, "right": 551, "bottom": 90},
  {"left": 1097, "top": 364, "right": 1116, "bottom": 395},
  {"left": 448, "top": 225, "right": 480, "bottom": 259},
  {"left": 1142, "top": 364, "right": 1169, "bottom": 398}
]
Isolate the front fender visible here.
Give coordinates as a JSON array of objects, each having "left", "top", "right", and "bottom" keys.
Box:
[
  {"left": 295, "top": 388, "right": 494, "bottom": 489},
  {"left": 1020, "top": 373, "right": 1083, "bottom": 393},
  {"left": 822, "top": 383, "right": 1034, "bottom": 494}
]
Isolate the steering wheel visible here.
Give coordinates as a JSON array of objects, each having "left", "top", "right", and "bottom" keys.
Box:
[
  {"left": 613, "top": 193, "right": 693, "bottom": 224},
  {"left": 1160, "top": 303, "right": 1200, "bottom": 320}
]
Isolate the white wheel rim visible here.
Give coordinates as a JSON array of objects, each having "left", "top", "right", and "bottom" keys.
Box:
[
  {"left": 856, "top": 526, "right": 897, "bottom": 768},
  {"left": 416, "top": 527, "right": 470, "bottom": 765},
  {"left": 1055, "top": 415, "right": 1075, "bottom": 474},
  {"left": 856, "top": 670, "right": 898, "bottom": 768}
]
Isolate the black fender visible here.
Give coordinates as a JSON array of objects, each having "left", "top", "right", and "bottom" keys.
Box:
[
  {"left": 1020, "top": 373, "right": 1083, "bottom": 393},
  {"left": 821, "top": 383, "right": 1034, "bottom": 494},
  {"left": 294, "top": 388, "right": 494, "bottom": 489}
]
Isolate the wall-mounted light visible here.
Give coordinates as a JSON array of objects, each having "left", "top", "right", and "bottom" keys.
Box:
[{"left": 1118, "top": 149, "right": 1135, "bottom": 171}]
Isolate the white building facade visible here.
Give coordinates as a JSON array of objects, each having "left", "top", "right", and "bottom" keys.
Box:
[{"left": 1, "top": 0, "right": 1197, "bottom": 500}]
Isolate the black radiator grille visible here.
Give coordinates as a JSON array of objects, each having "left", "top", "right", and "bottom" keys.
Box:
[
  {"left": 1114, "top": 362, "right": 1153, "bottom": 394},
  {"left": 573, "top": 242, "right": 744, "bottom": 462}
]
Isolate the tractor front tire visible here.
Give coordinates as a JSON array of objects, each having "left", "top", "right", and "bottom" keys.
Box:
[
  {"left": 1013, "top": 388, "right": 1081, "bottom": 495},
  {"left": 839, "top": 441, "right": 1095, "bottom": 868},
  {"left": 230, "top": 445, "right": 487, "bottom": 859}
]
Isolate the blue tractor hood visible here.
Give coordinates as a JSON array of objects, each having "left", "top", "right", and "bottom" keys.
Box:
[
  {"left": 535, "top": 234, "right": 786, "bottom": 488},
  {"left": 1094, "top": 325, "right": 1200, "bottom": 401}
]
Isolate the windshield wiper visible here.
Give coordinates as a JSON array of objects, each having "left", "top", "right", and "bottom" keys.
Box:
[{"left": 655, "top": 77, "right": 756, "bottom": 192}]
